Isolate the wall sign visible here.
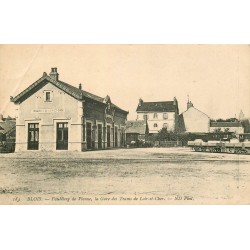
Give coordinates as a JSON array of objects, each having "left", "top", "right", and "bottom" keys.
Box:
[{"left": 32, "top": 109, "right": 63, "bottom": 114}]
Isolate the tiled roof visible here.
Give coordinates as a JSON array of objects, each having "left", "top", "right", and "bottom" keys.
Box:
[
  {"left": 57, "top": 80, "right": 104, "bottom": 103},
  {"left": 11, "top": 73, "right": 128, "bottom": 113},
  {"left": 136, "top": 101, "right": 177, "bottom": 112},
  {"left": 210, "top": 121, "right": 243, "bottom": 127},
  {"left": 125, "top": 120, "right": 147, "bottom": 134}
]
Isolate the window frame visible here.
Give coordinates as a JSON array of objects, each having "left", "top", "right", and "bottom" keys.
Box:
[
  {"left": 163, "top": 113, "right": 168, "bottom": 119},
  {"left": 44, "top": 90, "right": 53, "bottom": 102},
  {"left": 163, "top": 123, "right": 168, "bottom": 128},
  {"left": 143, "top": 114, "right": 148, "bottom": 121}
]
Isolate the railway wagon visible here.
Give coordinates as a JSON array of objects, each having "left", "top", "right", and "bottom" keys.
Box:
[{"left": 188, "top": 139, "right": 250, "bottom": 154}]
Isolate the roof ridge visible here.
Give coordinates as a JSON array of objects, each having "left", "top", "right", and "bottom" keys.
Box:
[
  {"left": 210, "top": 121, "right": 241, "bottom": 124},
  {"left": 142, "top": 101, "right": 174, "bottom": 103},
  {"left": 181, "top": 106, "right": 210, "bottom": 118},
  {"left": 11, "top": 72, "right": 128, "bottom": 113}
]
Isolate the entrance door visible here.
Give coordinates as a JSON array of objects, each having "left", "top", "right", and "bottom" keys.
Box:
[
  {"left": 115, "top": 127, "right": 118, "bottom": 147},
  {"left": 121, "top": 129, "right": 124, "bottom": 147},
  {"left": 107, "top": 125, "right": 111, "bottom": 147},
  {"left": 98, "top": 124, "right": 102, "bottom": 149},
  {"left": 56, "top": 123, "right": 68, "bottom": 150},
  {"left": 86, "top": 122, "right": 92, "bottom": 150},
  {"left": 28, "top": 123, "right": 39, "bottom": 150}
]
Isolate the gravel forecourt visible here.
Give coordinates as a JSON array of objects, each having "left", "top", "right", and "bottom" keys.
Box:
[{"left": 0, "top": 147, "right": 249, "bottom": 204}]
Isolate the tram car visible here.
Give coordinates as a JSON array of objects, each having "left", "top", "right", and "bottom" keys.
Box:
[{"left": 188, "top": 139, "right": 250, "bottom": 154}]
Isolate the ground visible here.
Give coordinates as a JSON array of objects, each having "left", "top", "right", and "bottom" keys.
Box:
[{"left": 0, "top": 147, "right": 250, "bottom": 204}]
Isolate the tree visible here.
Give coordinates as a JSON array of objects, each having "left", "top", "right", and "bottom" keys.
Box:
[
  {"left": 156, "top": 127, "right": 169, "bottom": 141},
  {"left": 241, "top": 119, "right": 250, "bottom": 133},
  {"left": 156, "top": 128, "right": 178, "bottom": 141}
]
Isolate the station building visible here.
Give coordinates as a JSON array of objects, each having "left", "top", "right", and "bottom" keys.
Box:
[{"left": 11, "top": 68, "right": 128, "bottom": 152}]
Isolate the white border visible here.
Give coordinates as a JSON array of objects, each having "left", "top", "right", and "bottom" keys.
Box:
[{"left": 1, "top": 0, "right": 250, "bottom": 249}]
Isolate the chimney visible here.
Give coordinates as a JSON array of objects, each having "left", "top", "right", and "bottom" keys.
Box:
[
  {"left": 139, "top": 98, "right": 143, "bottom": 106},
  {"left": 49, "top": 67, "right": 59, "bottom": 81},
  {"left": 187, "top": 101, "right": 193, "bottom": 109},
  {"left": 79, "top": 83, "right": 82, "bottom": 90}
]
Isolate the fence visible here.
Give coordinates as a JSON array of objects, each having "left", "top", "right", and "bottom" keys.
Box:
[{"left": 154, "top": 141, "right": 183, "bottom": 147}]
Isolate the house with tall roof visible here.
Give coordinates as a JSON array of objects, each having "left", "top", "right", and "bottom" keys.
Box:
[
  {"left": 11, "top": 68, "right": 128, "bottom": 152},
  {"left": 136, "top": 97, "right": 179, "bottom": 133}
]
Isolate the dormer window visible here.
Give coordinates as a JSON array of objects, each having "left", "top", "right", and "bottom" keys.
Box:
[
  {"left": 153, "top": 113, "right": 158, "bottom": 119},
  {"left": 44, "top": 91, "right": 53, "bottom": 102},
  {"left": 163, "top": 113, "right": 168, "bottom": 119}
]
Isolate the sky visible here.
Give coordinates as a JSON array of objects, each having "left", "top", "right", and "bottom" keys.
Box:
[{"left": 0, "top": 44, "right": 249, "bottom": 120}]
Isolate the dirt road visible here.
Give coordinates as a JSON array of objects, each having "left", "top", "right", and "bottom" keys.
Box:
[{"left": 0, "top": 148, "right": 249, "bottom": 204}]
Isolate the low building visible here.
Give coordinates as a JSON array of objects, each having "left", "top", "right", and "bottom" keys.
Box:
[
  {"left": 0, "top": 114, "right": 16, "bottom": 152},
  {"left": 125, "top": 120, "right": 148, "bottom": 145},
  {"left": 136, "top": 97, "right": 179, "bottom": 133},
  {"left": 178, "top": 100, "right": 210, "bottom": 133},
  {"left": 11, "top": 68, "right": 128, "bottom": 152},
  {"left": 210, "top": 121, "right": 244, "bottom": 134}
]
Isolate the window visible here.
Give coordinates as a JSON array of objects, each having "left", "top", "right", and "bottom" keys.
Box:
[
  {"left": 143, "top": 114, "right": 148, "bottom": 121},
  {"left": 163, "top": 123, "right": 168, "bottom": 128},
  {"left": 154, "top": 123, "right": 158, "bottom": 128},
  {"left": 163, "top": 113, "right": 168, "bottom": 119},
  {"left": 153, "top": 113, "right": 158, "bottom": 119},
  {"left": 44, "top": 91, "right": 52, "bottom": 102}
]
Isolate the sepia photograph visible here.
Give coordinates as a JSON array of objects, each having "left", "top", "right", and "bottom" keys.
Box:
[
  {"left": 0, "top": 44, "right": 250, "bottom": 205},
  {"left": 2, "top": 1, "right": 250, "bottom": 250}
]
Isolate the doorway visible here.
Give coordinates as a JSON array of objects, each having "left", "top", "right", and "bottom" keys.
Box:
[
  {"left": 56, "top": 123, "right": 68, "bottom": 150},
  {"left": 107, "top": 125, "right": 111, "bottom": 147},
  {"left": 28, "top": 123, "right": 39, "bottom": 150},
  {"left": 86, "top": 122, "right": 92, "bottom": 150},
  {"left": 98, "top": 124, "right": 102, "bottom": 149}
]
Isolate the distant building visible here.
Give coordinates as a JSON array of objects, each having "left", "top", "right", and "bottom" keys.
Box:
[
  {"left": 239, "top": 110, "right": 245, "bottom": 121},
  {"left": 210, "top": 121, "right": 244, "bottom": 134},
  {"left": 178, "top": 100, "right": 210, "bottom": 133},
  {"left": 11, "top": 68, "right": 128, "bottom": 152},
  {"left": 125, "top": 120, "right": 148, "bottom": 145},
  {"left": 136, "top": 97, "right": 179, "bottom": 133},
  {"left": 0, "top": 114, "right": 16, "bottom": 152}
]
